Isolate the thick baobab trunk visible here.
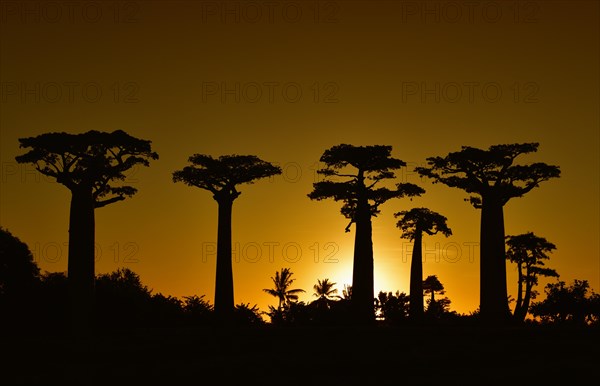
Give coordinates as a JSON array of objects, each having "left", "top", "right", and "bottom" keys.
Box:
[
  {"left": 480, "top": 198, "right": 510, "bottom": 323},
  {"left": 67, "top": 188, "right": 96, "bottom": 332},
  {"left": 214, "top": 197, "right": 234, "bottom": 321},
  {"left": 352, "top": 198, "right": 374, "bottom": 324},
  {"left": 409, "top": 231, "right": 424, "bottom": 320}
]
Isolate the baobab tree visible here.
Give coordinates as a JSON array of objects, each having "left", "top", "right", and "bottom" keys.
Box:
[
  {"left": 173, "top": 154, "right": 281, "bottom": 322},
  {"left": 15, "top": 130, "right": 158, "bottom": 329},
  {"left": 308, "top": 144, "right": 424, "bottom": 324},
  {"left": 395, "top": 208, "right": 451, "bottom": 320},
  {"left": 416, "top": 143, "right": 560, "bottom": 322},
  {"left": 506, "top": 232, "right": 558, "bottom": 322}
]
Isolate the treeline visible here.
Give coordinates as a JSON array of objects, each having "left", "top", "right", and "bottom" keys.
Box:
[
  {"left": 7, "top": 130, "right": 599, "bottom": 328},
  {"left": 2, "top": 228, "right": 599, "bottom": 329}
]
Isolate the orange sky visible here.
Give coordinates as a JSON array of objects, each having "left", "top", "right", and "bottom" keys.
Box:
[{"left": 1, "top": 0, "right": 598, "bottom": 315}]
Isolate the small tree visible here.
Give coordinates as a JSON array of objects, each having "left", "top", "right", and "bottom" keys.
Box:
[
  {"left": 173, "top": 154, "right": 281, "bottom": 322},
  {"left": 309, "top": 144, "right": 424, "bottom": 323},
  {"left": 395, "top": 208, "right": 451, "bottom": 320},
  {"left": 263, "top": 268, "right": 305, "bottom": 314},
  {"left": 416, "top": 143, "right": 560, "bottom": 322},
  {"left": 423, "top": 275, "right": 445, "bottom": 303},
  {"left": 506, "top": 232, "right": 558, "bottom": 321},
  {"left": 313, "top": 278, "right": 339, "bottom": 308},
  {"left": 375, "top": 291, "right": 410, "bottom": 324},
  {"left": 16, "top": 130, "right": 158, "bottom": 330}
]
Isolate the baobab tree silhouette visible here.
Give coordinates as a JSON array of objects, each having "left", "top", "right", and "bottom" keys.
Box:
[
  {"left": 173, "top": 154, "right": 281, "bottom": 323},
  {"left": 308, "top": 144, "right": 424, "bottom": 324},
  {"left": 15, "top": 130, "right": 158, "bottom": 331},
  {"left": 395, "top": 208, "right": 451, "bottom": 320},
  {"left": 416, "top": 143, "right": 560, "bottom": 323}
]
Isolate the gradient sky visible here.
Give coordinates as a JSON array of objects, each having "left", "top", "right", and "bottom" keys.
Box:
[{"left": 1, "top": 0, "right": 598, "bottom": 315}]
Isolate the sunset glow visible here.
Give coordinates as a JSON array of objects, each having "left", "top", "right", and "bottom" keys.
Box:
[{"left": 1, "top": 0, "right": 598, "bottom": 318}]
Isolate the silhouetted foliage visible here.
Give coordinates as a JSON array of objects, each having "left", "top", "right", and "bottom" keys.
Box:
[
  {"left": 312, "top": 278, "right": 339, "bottom": 310},
  {"left": 341, "top": 284, "right": 352, "bottom": 300},
  {"left": 182, "top": 295, "right": 214, "bottom": 325},
  {"left": 375, "top": 291, "right": 410, "bottom": 324},
  {"left": 38, "top": 271, "right": 69, "bottom": 328},
  {"left": 234, "top": 303, "right": 265, "bottom": 326},
  {"left": 95, "top": 268, "right": 152, "bottom": 327},
  {"left": 148, "top": 293, "right": 184, "bottom": 327},
  {"left": 395, "top": 208, "right": 451, "bottom": 320},
  {"left": 506, "top": 233, "right": 558, "bottom": 322},
  {"left": 309, "top": 144, "right": 424, "bottom": 324},
  {"left": 15, "top": 130, "right": 158, "bottom": 330},
  {"left": 173, "top": 154, "right": 281, "bottom": 322},
  {"left": 263, "top": 268, "right": 304, "bottom": 316},
  {"left": 531, "top": 280, "right": 600, "bottom": 325},
  {"left": 426, "top": 297, "right": 453, "bottom": 319},
  {"left": 416, "top": 143, "right": 560, "bottom": 322},
  {"left": 0, "top": 228, "right": 40, "bottom": 298},
  {"left": 423, "top": 275, "right": 445, "bottom": 303}
]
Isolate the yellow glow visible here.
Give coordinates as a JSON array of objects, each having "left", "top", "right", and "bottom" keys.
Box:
[{"left": 1, "top": 1, "right": 598, "bottom": 317}]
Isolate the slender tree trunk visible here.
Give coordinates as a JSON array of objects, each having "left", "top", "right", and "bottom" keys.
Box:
[
  {"left": 480, "top": 197, "right": 510, "bottom": 323},
  {"left": 517, "top": 271, "right": 533, "bottom": 322},
  {"left": 214, "top": 197, "right": 234, "bottom": 322},
  {"left": 67, "top": 188, "right": 95, "bottom": 333},
  {"left": 352, "top": 197, "right": 374, "bottom": 324},
  {"left": 514, "top": 263, "right": 524, "bottom": 319},
  {"left": 409, "top": 232, "right": 424, "bottom": 320}
]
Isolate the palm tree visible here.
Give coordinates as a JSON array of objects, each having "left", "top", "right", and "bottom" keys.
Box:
[
  {"left": 313, "top": 278, "right": 339, "bottom": 310},
  {"left": 263, "top": 268, "right": 305, "bottom": 312},
  {"left": 313, "top": 278, "right": 338, "bottom": 300},
  {"left": 395, "top": 208, "right": 451, "bottom": 320}
]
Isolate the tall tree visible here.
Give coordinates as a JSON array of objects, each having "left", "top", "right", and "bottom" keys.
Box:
[
  {"left": 263, "top": 267, "right": 305, "bottom": 312},
  {"left": 308, "top": 144, "right": 424, "bottom": 324},
  {"left": 395, "top": 208, "right": 451, "bottom": 320},
  {"left": 506, "top": 232, "right": 558, "bottom": 322},
  {"left": 173, "top": 154, "right": 281, "bottom": 321},
  {"left": 416, "top": 143, "right": 560, "bottom": 322},
  {"left": 15, "top": 130, "right": 158, "bottom": 330}
]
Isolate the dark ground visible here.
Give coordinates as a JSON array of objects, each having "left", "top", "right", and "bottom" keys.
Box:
[{"left": 2, "top": 324, "right": 598, "bottom": 386}]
